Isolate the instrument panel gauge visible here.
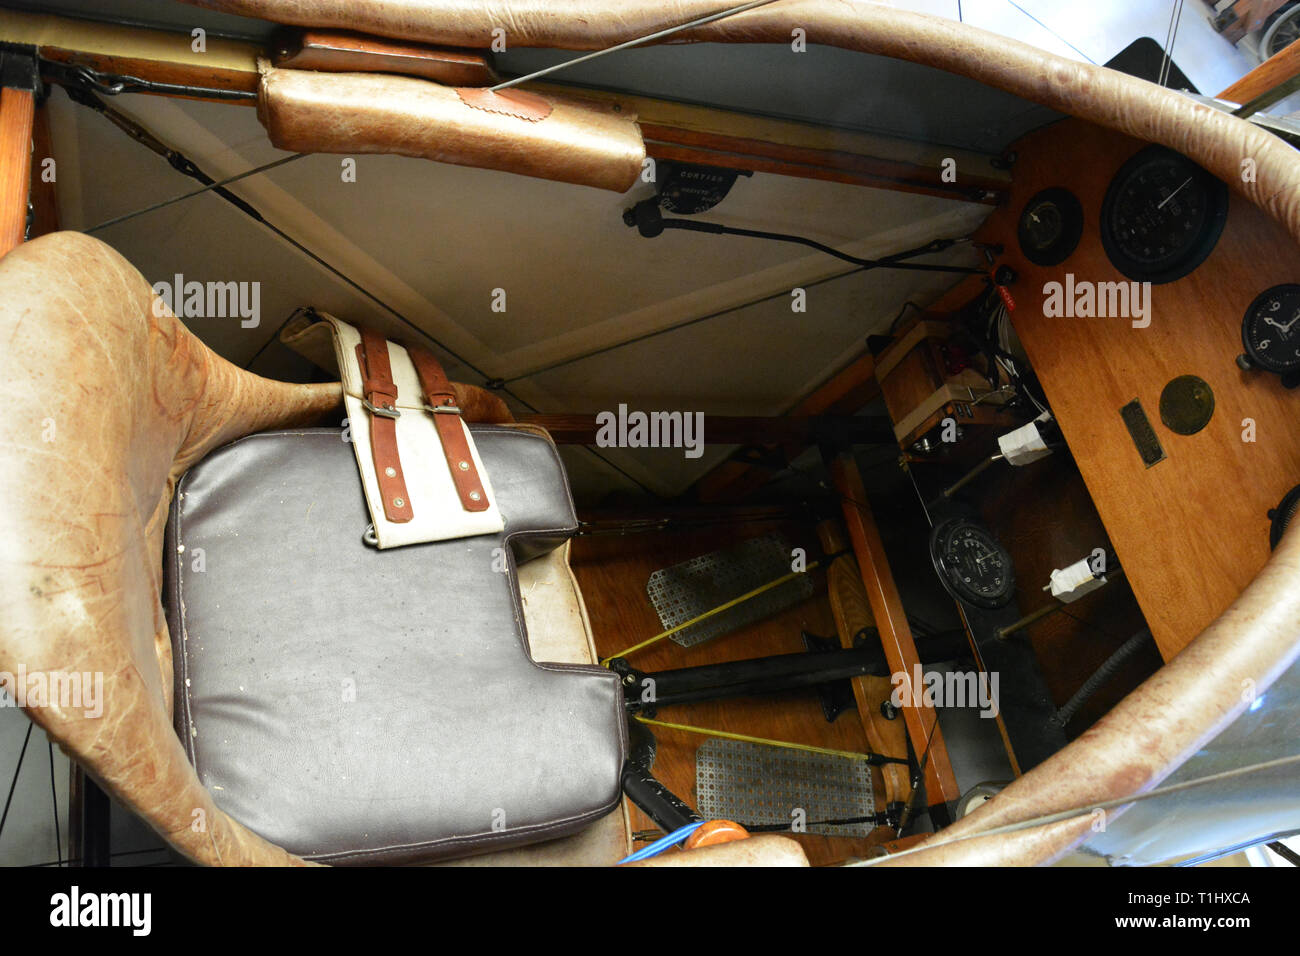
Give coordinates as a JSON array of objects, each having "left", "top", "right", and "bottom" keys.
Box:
[
  {"left": 1017, "top": 187, "right": 1084, "bottom": 266},
  {"left": 928, "top": 517, "right": 1016, "bottom": 610},
  {"left": 1238, "top": 284, "right": 1300, "bottom": 387},
  {"left": 1099, "top": 145, "right": 1228, "bottom": 284}
]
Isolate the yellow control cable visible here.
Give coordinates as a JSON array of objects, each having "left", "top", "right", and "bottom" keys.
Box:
[
  {"left": 636, "top": 715, "right": 893, "bottom": 764},
  {"left": 599, "top": 561, "right": 819, "bottom": 666}
]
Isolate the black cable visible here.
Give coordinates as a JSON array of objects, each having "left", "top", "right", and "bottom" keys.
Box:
[
  {"left": 43, "top": 58, "right": 255, "bottom": 102},
  {"left": 660, "top": 220, "right": 984, "bottom": 274},
  {"left": 626, "top": 199, "right": 983, "bottom": 275},
  {"left": 1052, "top": 630, "right": 1154, "bottom": 728},
  {"left": 1268, "top": 841, "right": 1300, "bottom": 866},
  {"left": 48, "top": 741, "right": 61, "bottom": 868},
  {"left": 0, "top": 722, "right": 33, "bottom": 843},
  {"left": 743, "top": 811, "right": 893, "bottom": 832}
]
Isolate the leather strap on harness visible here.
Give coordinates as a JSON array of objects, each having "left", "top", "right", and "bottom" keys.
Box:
[
  {"left": 356, "top": 327, "right": 414, "bottom": 523},
  {"left": 407, "top": 345, "right": 490, "bottom": 513}
]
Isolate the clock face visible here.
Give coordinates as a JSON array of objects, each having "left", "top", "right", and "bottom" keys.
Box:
[
  {"left": 1100, "top": 146, "right": 1228, "bottom": 284},
  {"left": 1017, "top": 187, "right": 1083, "bottom": 266},
  {"left": 928, "top": 517, "right": 1016, "bottom": 610},
  {"left": 1243, "top": 284, "right": 1300, "bottom": 375}
]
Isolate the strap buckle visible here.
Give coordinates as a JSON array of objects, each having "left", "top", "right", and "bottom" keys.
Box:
[
  {"left": 425, "top": 403, "right": 462, "bottom": 415},
  {"left": 363, "top": 398, "right": 401, "bottom": 419}
]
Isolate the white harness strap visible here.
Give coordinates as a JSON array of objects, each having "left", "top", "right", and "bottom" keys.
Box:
[{"left": 284, "top": 312, "right": 504, "bottom": 548}]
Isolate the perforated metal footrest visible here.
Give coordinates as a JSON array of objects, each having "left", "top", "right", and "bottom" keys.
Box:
[
  {"left": 647, "top": 532, "right": 815, "bottom": 647},
  {"left": 695, "top": 738, "right": 877, "bottom": 837}
]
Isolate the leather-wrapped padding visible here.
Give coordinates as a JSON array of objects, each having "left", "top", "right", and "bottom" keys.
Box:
[
  {"left": 257, "top": 67, "right": 646, "bottom": 193},
  {"left": 164, "top": 427, "right": 626, "bottom": 864},
  {"left": 189, "top": 0, "right": 1300, "bottom": 249}
]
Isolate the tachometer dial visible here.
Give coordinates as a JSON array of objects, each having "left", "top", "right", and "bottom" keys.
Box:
[
  {"left": 928, "top": 517, "right": 1016, "bottom": 610},
  {"left": 1099, "top": 145, "right": 1228, "bottom": 283}
]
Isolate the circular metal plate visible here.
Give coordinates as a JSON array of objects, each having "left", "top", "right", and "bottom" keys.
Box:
[{"left": 1159, "top": 375, "right": 1215, "bottom": 435}]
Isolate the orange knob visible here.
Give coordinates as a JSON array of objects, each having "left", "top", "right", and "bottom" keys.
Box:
[{"left": 684, "top": 819, "right": 750, "bottom": 850}]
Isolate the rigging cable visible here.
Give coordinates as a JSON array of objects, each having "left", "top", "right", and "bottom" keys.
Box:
[
  {"left": 55, "top": 83, "right": 656, "bottom": 495},
  {"left": 86, "top": 152, "right": 307, "bottom": 234},
  {"left": 490, "top": 0, "right": 789, "bottom": 92},
  {"left": 599, "top": 561, "right": 822, "bottom": 664},
  {"left": 1158, "top": 0, "right": 1188, "bottom": 89},
  {"left": 635, "top": 716, "right": 909, "bottom": 766}
]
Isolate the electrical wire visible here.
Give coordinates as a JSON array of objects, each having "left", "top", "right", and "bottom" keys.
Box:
[{"left": 617, "top": 820, "right": 706, "bottom": 864}]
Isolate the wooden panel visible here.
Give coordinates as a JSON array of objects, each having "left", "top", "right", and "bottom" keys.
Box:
[
  {"left": 571, "top": 519, "right": 896, "bottom": 865},
  {"left": 974, "top": 454, "right": 1160, "bottom": 734},
  {"left": 977, "top": 118, "right": 1300, "bottom": 660},
  {"left": 0, "top": 87, "right": 34, "bottom": 258}
]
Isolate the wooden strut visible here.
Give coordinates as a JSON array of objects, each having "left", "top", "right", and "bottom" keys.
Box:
[
  {"left": 829, "top": 451, "right": 963, "bottom": 811},
  {"left": 0, "top": 85, "right": 34, "bottom": 258},
  {"left": 1217, "top": 30, "right": 1300, "bottom": 113}
]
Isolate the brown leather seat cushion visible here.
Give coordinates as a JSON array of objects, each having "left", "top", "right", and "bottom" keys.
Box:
[{"left": 163, "top": 426, "right": 625, "bottom": 864}]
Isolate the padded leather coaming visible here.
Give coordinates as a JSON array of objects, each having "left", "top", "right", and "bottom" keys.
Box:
[
  {"left": 165, "top": 427, "right": 626, "bottom": 864},
  {"left": 0, "top": 232, "right": 340, "bottom": 867},
  {"left": 187, "top": 0, "right": 1300, "bottom": 251}
]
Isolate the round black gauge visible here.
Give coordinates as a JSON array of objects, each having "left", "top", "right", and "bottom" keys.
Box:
[
  {"left": 928, "top": 517, "right": 1015, "bottom": 610},
  {"left": 1017, "top": 187, "right": 1084, "bottom": 266},
  {"left": 1241, "top": 284, "right": 1300, "bottom": 376},
  {"left": 1099, "top": 145, "right": 1228, "bottom": 284}
]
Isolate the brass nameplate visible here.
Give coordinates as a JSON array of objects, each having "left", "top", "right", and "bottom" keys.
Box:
[{"left": 1120, "top": 399, "right": 1166, "bottom": 468}]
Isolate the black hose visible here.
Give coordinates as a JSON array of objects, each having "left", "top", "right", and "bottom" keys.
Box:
[{"left": 1053, "top": 630, "right": 1154, "bottom": 728}]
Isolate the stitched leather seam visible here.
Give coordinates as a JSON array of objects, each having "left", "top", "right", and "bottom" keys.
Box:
[{"left": 455, "top": 86, "right": 554, "bottom": 122}]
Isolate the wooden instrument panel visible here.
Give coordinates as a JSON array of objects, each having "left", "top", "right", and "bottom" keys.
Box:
[{"left": 977, "top": 118, "right": 1300, "bottom": 661}]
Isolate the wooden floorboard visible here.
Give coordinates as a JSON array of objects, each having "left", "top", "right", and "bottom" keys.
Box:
[{"left": 571, "top": 517, "right": 895, "bottom": 866}]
